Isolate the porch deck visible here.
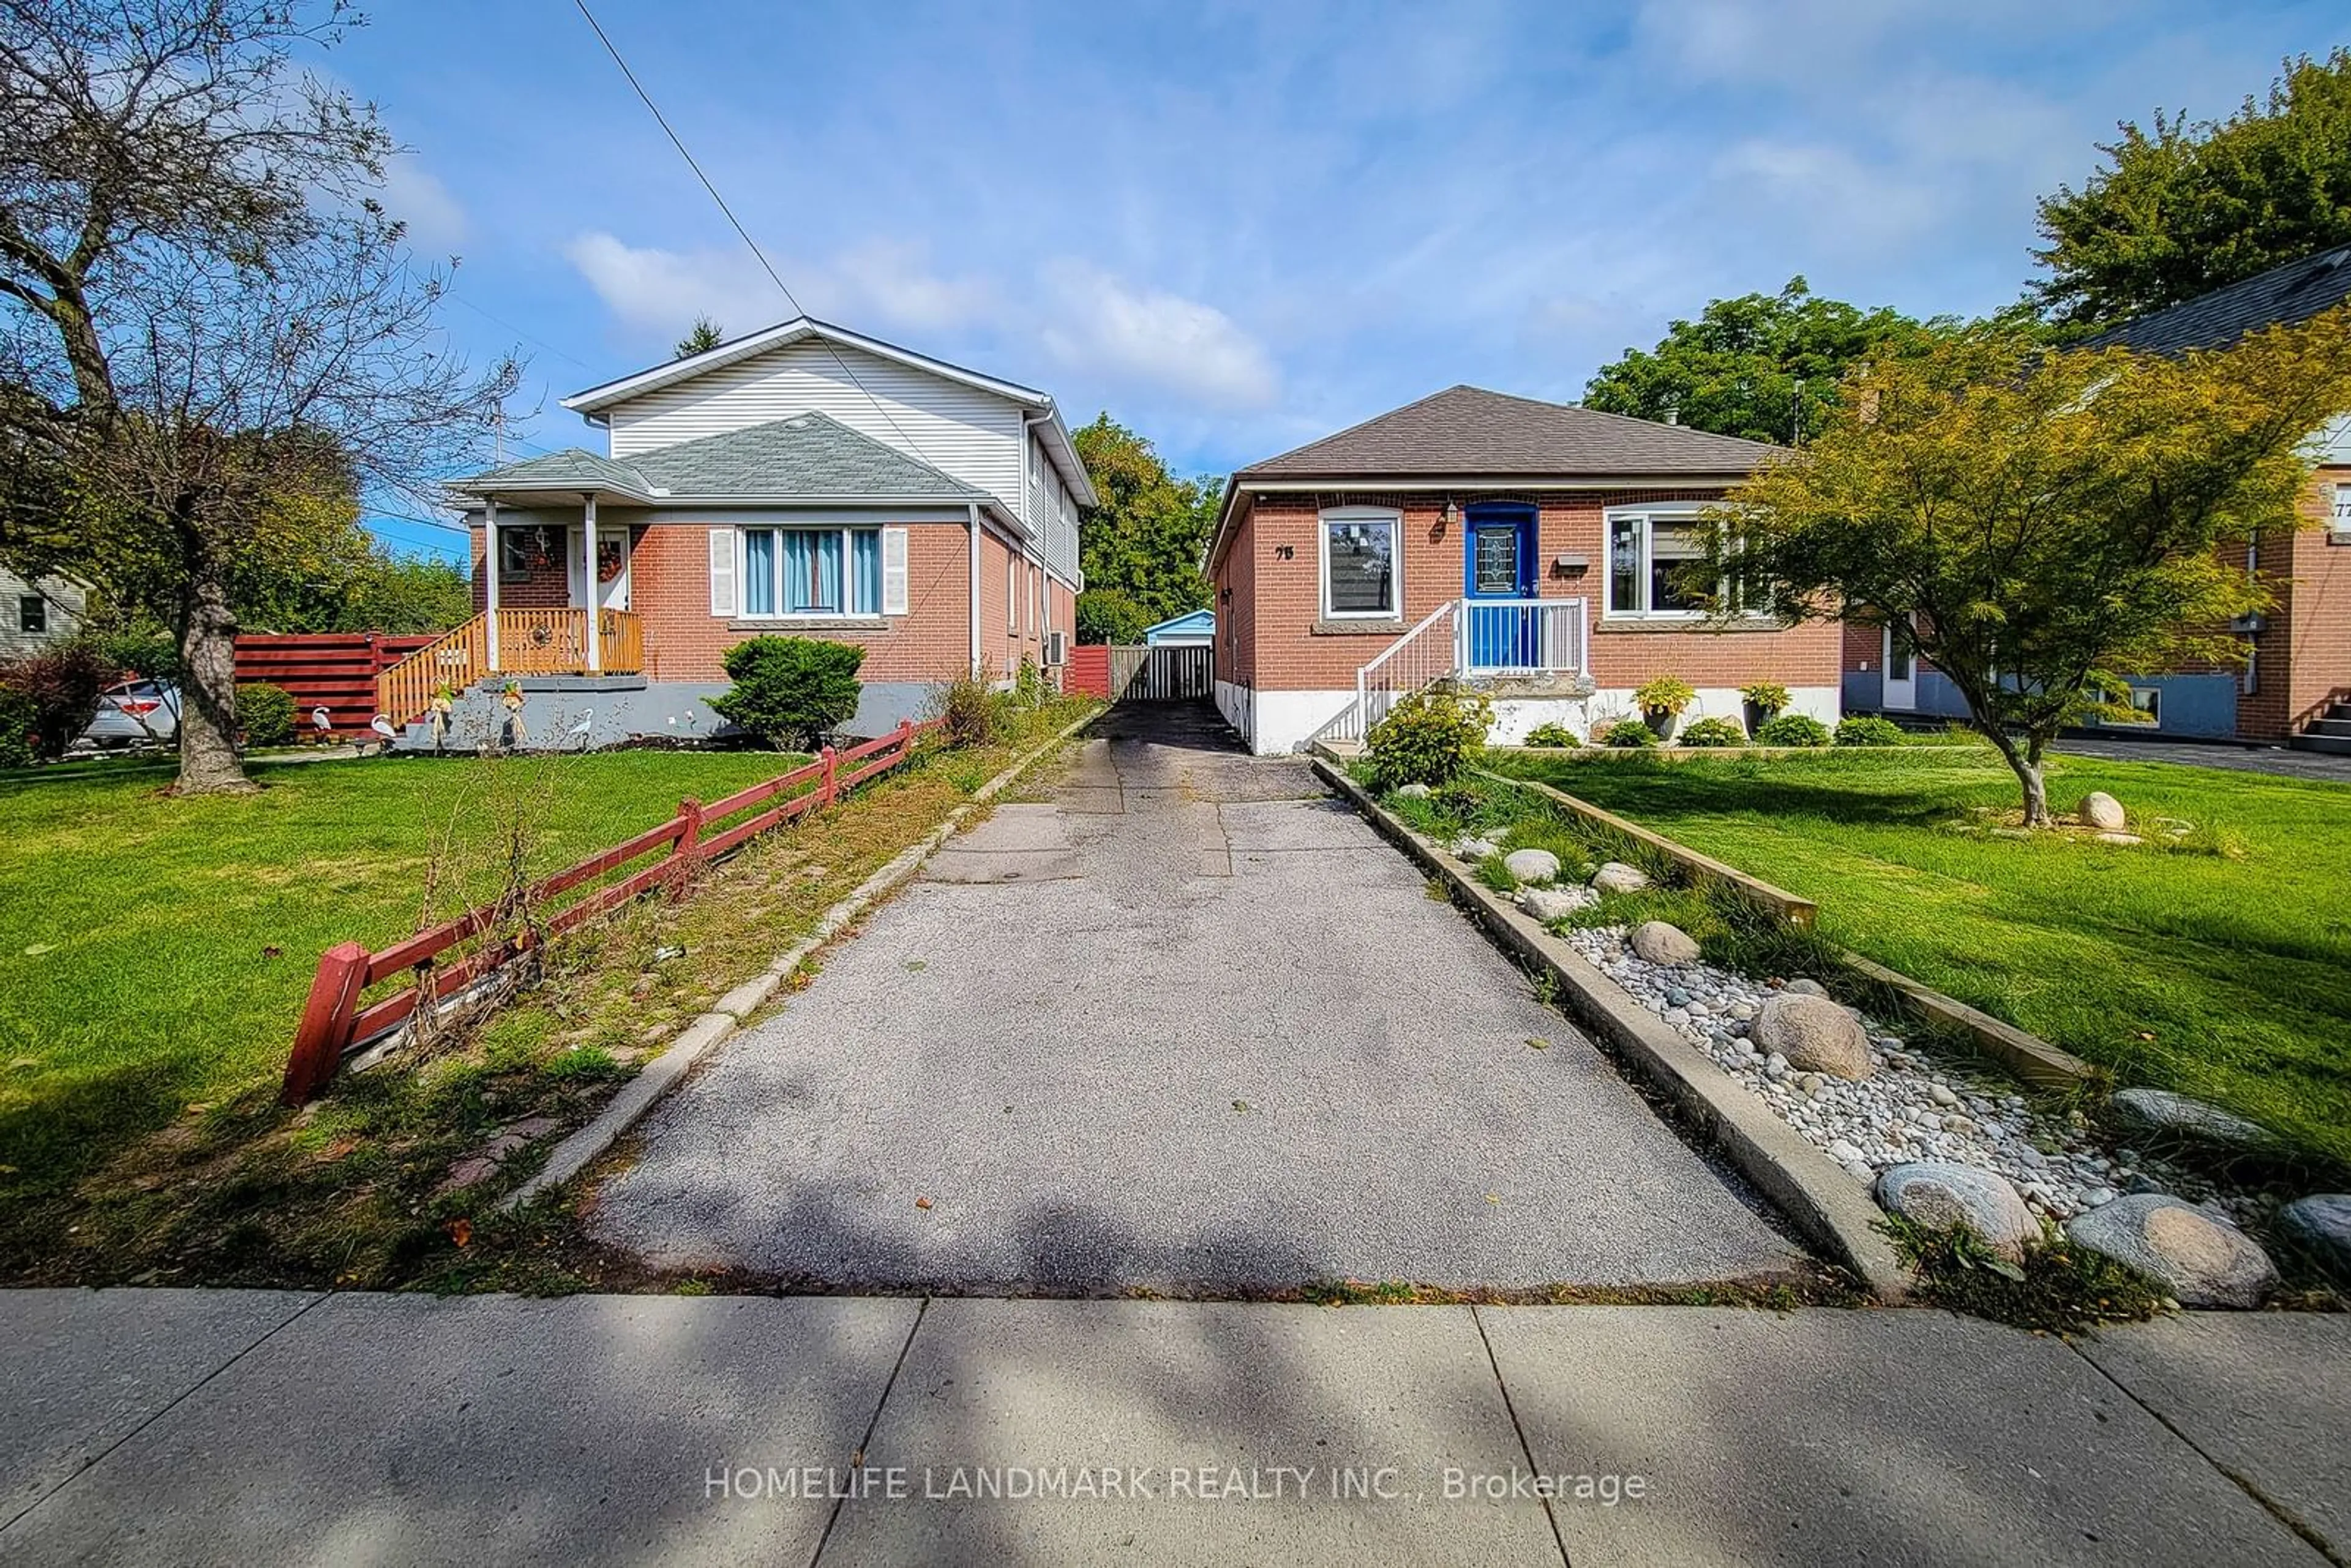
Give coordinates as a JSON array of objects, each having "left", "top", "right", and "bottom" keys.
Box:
[{"left": 375, "top": 607, "right": 645, "bottom": 725}]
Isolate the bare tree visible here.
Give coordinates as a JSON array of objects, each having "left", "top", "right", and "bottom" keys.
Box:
[{"left": 0, "top": 1, "right": 515, "bottom": 793}]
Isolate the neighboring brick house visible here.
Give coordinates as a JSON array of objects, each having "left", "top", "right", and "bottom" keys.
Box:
[
  {"left": 1204, "top": 385, "right": 1842, "bottom": 754},
  {"left": 1842, "top": 247, "right": 2351, "bottom": 748},
  {"left": 421, "top": 318, "right": 1089, "bottom": 745}
]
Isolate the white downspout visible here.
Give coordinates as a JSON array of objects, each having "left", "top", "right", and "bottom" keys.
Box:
[
  {"left": 484, "top": 496, "right": 501, "bottom": 672},
  {"left": 967, "top": 502, "right": 983, "bottom": 676}
]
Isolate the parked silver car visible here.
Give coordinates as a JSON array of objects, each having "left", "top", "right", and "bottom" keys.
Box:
[{"left": 80, "top": 679, "right": 181, "bottom": 748}]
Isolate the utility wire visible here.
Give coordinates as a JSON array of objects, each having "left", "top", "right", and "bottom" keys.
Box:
[{"left": 569, "top": 0, "right": 953, "bottom": 480}]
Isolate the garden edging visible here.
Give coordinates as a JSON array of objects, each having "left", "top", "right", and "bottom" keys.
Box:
[
  {"left": 503, "top": 710, "right": 1098, "bottom": 1212},
  {"left": 1313, "top": 759, "right": 1913, "bottom": 1301}
]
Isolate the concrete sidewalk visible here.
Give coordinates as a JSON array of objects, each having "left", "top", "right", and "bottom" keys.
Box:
[{"left": 3, "top": 1289, "right": 2341, "bottom": 1566}]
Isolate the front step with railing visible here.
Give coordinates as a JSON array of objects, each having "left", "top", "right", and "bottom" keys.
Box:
[
  {"left": 375, "top": 607, "right": 646, "bottom": 726},
  {"left": 2292, "top": 697, "right": 2351, "bottom": 756},
  {"left": 1309, "top": 597, "right": 1588, "bottom": 746}
]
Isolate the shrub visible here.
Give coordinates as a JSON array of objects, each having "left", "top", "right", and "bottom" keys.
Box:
[
  {"left": 1522, "top": 720, "right": 1580, "bottom": 748},
  {"left": 1599, "top": 718, "right": 1660, "bottom": 748},
  {"left": 0, "top": 639, "right": 111, "bottom": 760},
  {"left": 1835, "top": 715, "right": 1910, "bottom": 747},
  {"left": 237, "top": 682, "right": 298, "bottom": 748},
  {"left": 1755, "top": 713, "right": 1833, "bottom": 747},
  {"left": 1632, "top": 675, "right": 1697, "bottom": 716},
  {"left": 708, "top": 636, "right": 866, "bottom": 749},
  {"left": 1364, "top": 682, "right": 1493, "bottom": 790},
  {"left": 0, "top": 686, "right": 36, "bottom": 769},
  {"left": 1739, "top": 681, "right": 1791, "bottom": 716},
  {"left": 1678, "top": 715, "right": 1747, "bottom": 748},
  {"left": 930, "top": 664, "right": 997, "bottom": 748}
]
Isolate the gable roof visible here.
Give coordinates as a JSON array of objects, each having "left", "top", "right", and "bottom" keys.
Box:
[
  {"left": 448, "top": 412, "right": 984, "bottom": 504},
  {"left": 1235, "top": 384, "right": 1781, "bottom": 481},
  {"left": 2087, "top": 246, "right": 2351, "bottom": 356},
  {"left": 557, "top": 315, "right": 1096, "bottom": 508}
]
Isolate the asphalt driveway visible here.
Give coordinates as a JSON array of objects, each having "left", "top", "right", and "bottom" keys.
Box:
[{"left": 593, "top": 703, "right": 1805, "bottom": 1293}]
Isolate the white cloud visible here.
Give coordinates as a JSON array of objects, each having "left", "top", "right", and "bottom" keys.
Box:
[
  {"left": 1038, "top": 262, "right": 1278, "bottom": 410},
  {"left": 381, "top": 159, "right": 468, "bottom": 252},
  {"left": 564, "top": 231, "right": 994, "bottom": 346}
]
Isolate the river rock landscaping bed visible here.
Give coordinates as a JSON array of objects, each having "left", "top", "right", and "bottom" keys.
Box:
[{"left": 1554, "top": 919, "right": 2262, "bottom": 1225}]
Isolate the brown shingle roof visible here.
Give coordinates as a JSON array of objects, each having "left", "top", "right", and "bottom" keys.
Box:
[{"left": 1236, "top": 384, "right": 1780, "bottom": 480}]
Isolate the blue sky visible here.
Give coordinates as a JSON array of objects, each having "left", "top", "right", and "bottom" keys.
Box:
[{"left": 336, "top": 0, "right": 2342, "bottom": 561}]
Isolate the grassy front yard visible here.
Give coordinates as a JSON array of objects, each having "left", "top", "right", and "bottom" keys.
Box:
[
  {"left": 1485, "top": 746, "right": 2351, "bottom": 1171},
  {"left": 0, "top": 749, "right": 800, "bottom": 1196}
]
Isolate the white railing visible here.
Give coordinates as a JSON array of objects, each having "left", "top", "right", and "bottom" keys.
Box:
[
  {"left": 1457, "top": 598, "right": 1588, "bottom": 675},
  {"left": 1307, "top": 600, "right": 1461, "bottom": 747}
]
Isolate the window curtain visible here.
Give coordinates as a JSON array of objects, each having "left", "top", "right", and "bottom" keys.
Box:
[
  {"left": 852, "top": 529, "right": 882, "bottom": 613},
  {"left": 744, "top": 529, "right": 776, "bottom": 616}
]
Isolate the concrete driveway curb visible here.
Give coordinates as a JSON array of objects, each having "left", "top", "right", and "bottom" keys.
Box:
[
  {"left": 504, "top": 710, "right": 1099, "bottom": 1211},
  {"left": 1314, "top": 759, "right": 1912, "bottom": 1302}
]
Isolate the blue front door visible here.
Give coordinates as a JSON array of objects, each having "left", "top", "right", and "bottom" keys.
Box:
[{"left": 1464, "top": 506, "right": 1537, "bottom": 668}]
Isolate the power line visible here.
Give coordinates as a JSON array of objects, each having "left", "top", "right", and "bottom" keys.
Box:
[
  {"left": 445, "top": 292, "right": 596, "bottom": 372},
  {"left": 569, "top": 0, "right": 949, "bottom": 479}
]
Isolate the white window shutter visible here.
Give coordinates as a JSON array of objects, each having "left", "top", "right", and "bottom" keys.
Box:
[
  {"left": 708, "top": 527, "right": 737, "bottom": 617},
  {"left": 881, "top": 526, "right": 909, "bottom": 615}
]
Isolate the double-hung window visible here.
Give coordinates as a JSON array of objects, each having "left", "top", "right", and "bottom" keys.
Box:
[
  {"left": 1321, "top": 506, "right": 1400, "bottom": 619},
  {"left": 1605, "top": 506, "right": 1729, "bottom": 618},
  {"left": 739, "top": 527, "right": 885, "bottom": 617}
]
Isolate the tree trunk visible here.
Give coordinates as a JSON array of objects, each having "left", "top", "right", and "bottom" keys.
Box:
[
  {"left": 1981, "top": 726, "right": 2053, "bottom": 827},
  {"left": 171, "top": 560, "right": 253, "bottom": 796}
]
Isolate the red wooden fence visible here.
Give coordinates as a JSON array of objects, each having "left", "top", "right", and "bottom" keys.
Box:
[
  {"left": 234, "top": 633, "right": 436, "bottom": 738},
  {"left": 1063, "top": 643, "right": 1111, "bottom": 699},
  {"left": 280, "top": 719, "right": 937, "bottom": 1103}
]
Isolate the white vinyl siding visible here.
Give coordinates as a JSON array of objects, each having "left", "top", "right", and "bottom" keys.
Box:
[{"left": 609, "top": 340, "right": 1022, "bottom": 501}]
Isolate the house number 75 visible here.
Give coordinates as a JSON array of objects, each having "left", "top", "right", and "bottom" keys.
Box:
[{"left": 1272, "top": 544, "right": 1295, "bottom": 560}]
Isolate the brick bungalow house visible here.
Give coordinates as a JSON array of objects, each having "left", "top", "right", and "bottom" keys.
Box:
[
  {"left": 393, "top": 318, "right": 1092, "bottom": 745},
  {"left": 1842, "top": 247, "right": 2351, "bottom": 748},
  {"left": 1204, "top": 384, "right": 1842, "bottom": 754}
]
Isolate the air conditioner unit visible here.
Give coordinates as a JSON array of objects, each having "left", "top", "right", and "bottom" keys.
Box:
[{"left": 1043, "top": 630, "right": 1068, "bottom": 667}]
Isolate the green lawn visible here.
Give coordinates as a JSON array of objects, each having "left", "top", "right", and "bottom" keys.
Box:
[
  {"left": 1487, "top": 746, "right": 2351, "bottom": 1171},
  {"left": 0, "top": 749, "right": 801, "bottom": 1192}
]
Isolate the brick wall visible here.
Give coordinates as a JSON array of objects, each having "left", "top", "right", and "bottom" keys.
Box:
[
  {"left": 2240, "top": 465, "right": 2351, "bottom": 739},
  {"left": 470, "top": 523, "right": 571, "bottom": 612},
  {"left": 1214, "top": 489, "right": 1838, "bottom": 692},
  {"left": 628, "top": 520, "right": 975, "bottom": 685}
]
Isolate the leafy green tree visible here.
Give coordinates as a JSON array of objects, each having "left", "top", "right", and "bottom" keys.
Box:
[
  {"left": 676, "top": 317, "right": 725, "bottom": 358},
  {"left": 1073, "top": 588, "right": 1152, "bottom": 647},
  {"left": 2033, "top": 49, "right": 2351, "bottom": 331},
  {"left": 1715, "top": 316, "right": 2351, "bottom": 823},
  {"left": 1584, "top": 279, "right": 1948, "bottom": 444},
  {"left": 1072, "top": 415, "right": 1219, "bottom": 627},
  {"left": 0, "top": 2, "right": 514, "bottom": 795}
]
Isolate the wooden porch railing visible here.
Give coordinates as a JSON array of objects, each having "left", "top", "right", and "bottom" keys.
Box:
[
  {"left": 281, "top": 719, "right": 936, "bottom": 1103},
  {"left": 374, "top": 608, "right": 648, "bottom": 726}
]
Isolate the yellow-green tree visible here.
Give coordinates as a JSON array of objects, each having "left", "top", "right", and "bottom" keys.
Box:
[{"left": 1714, "top": 314, "right": 2351, "bottom": 825}]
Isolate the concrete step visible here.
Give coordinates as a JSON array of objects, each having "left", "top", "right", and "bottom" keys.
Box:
[
  {"left": 2289, "top": 732, "right": 2351, "bottom": 755},
  {"left": 2304, "top": 717, "right": 2351, "bottom": 738}
]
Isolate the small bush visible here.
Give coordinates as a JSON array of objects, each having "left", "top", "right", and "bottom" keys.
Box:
[
  {"left": 0, "top": 686, "right": 36, "bottom": 768},
  {"left": 709, "top": 636, "right": 866, "bottom": 750},
  {"left": 1599, "top": 718, "right": 1660, "bottom": 748},
  {"left": 1364, "top": 683, "right": 1493, "bottom": 790},
  {"left": 931, "top": 665, "right": 997, "bottom": 748},
  {"left": 0, "top": 639, "right": 112, "bottom": 760},
  {"left": 1521, "top": 720, "right": 1580, "bottom": 748},
  {"left": 1739, "top": 681, "right": 1791, "bottom": 716},
  {"left": 1755, "top": 713, "right": 1832, "bottom": 748},
  {"left": 1835, "top": 715, "right": 1909, "bottom": 747},
  {"left": 1678, "top": 716, "right": 1747, "bottom": 748},
  {"left": 238, "top": 681, "right": 298, "bottom": 748},
  {"left": 1632, "top": 675, "right": 1696, "bottom": 716}
]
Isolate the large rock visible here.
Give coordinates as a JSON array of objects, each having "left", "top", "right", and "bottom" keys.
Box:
[
  {"left": 2109, "top": 1087, "right": 2276, "bottom": 1154},
  {"left": 2278, "top": 1195, "right": 2351, "bottom": 1283},
  {"left": 1782, "top": 977, "right": 1829, "bottom": 998},
  {"left": 1629, "top": 920, "right": 1700, "bottom": 966},
  {"left": 1502, "top": 847, "right": 1561, "bottom": 885},
  {"left": 1517, "top": 885, "right": 1594, "bottom": 923},
  {"left": 1877, "top": 1162, "right": 2039, "bottom": 1262},
  {"left": 1395, "top": 782, "right": 1433, "bottom": 799},
  {"left": 1752, "top": 992, "right": 1874, "bottom": 1080},
  {"left": 1455, "top": 837, "right": 1499, "bottom": 862},
  {"left": 1591, "top": 860, "right": 1651, "bottom": 895},
  {"left": 2065, "top": 1194, "right": 2276, "bottom": 1308},
  {"left": 2078, "top": 790, "right": 2127, "bottom": 831}
]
